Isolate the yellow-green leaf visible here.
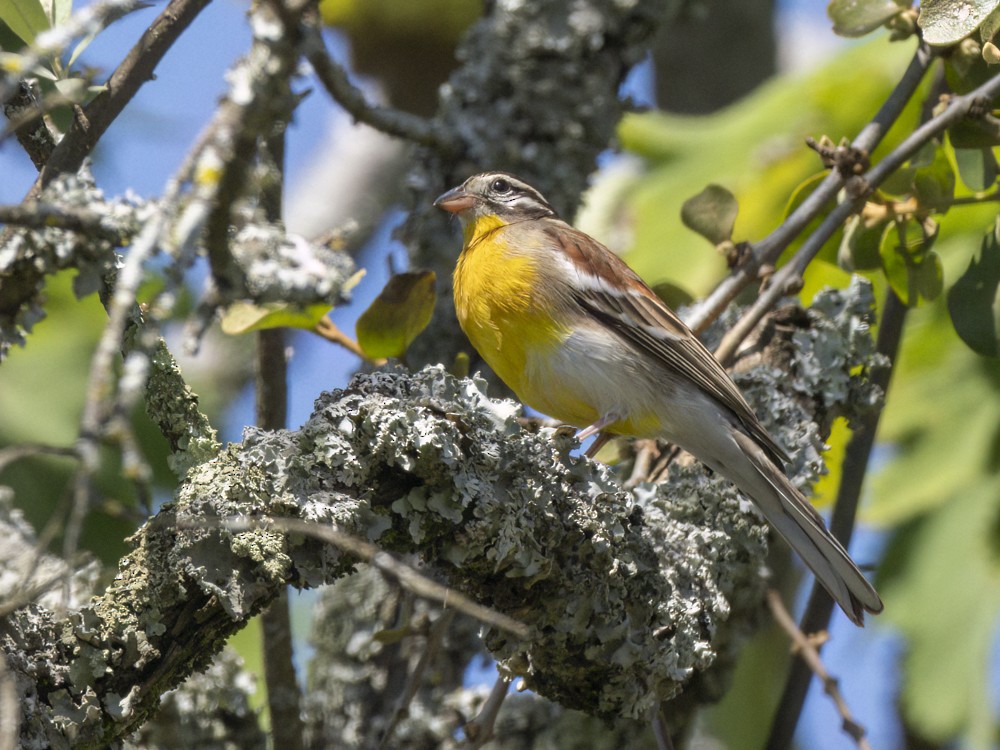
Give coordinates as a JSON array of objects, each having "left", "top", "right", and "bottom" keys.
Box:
[
  {"left": 839, "top": 214, "right": 887, "bottom": 272},
  {"left": 829, "top": 0, "right": 907, "bottom": 37},
  {"left": 220, "top": 301, "right": 333, "bottom": 335},
  {"left": 680, "top": 184, "right": 738, "bottom": 246},
  {"left": 356, "top": 270, "right": 436, "bottom": 360},
  {"left": 0, "top": 0, "right": 50, "bottom": 45}
]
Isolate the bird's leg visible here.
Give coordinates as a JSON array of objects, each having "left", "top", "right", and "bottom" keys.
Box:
[
  {"left": 584, "top": 432, "right": 613, "bottom": 459},
  {"left": 577, "top": 413, "right": 618, "bottom": 442}
]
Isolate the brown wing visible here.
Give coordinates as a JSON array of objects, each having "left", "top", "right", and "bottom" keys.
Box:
[{"left": 544, "top": 222, "right": 790, "bottom": 466}]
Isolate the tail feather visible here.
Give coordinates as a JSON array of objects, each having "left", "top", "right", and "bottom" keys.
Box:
[{"left": 726, "top": 431, "right": 883, "bottom": 626}]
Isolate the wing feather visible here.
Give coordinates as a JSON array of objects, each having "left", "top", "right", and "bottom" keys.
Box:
[{"left": 544, "top": 223, "right": 789, "bottom": 465}]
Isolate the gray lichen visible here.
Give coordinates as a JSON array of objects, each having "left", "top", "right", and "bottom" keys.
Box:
[
  {"left": 0, "top": 280, "right": 885, "bottom": 747},
  {"left": 0, "top": 169, "right": 151, "bottom": 359},
  {"left": 124, "top": 648, "right": 265, "bottom": 750}
]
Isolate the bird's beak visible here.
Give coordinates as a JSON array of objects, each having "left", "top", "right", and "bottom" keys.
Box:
[{"left": 433, "top": 185, "right": 475, "bottom": 214}]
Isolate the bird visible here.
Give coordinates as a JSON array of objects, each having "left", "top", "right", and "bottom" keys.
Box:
[{"left": 434, "top": 171, "right": 883, "bottom": 626}]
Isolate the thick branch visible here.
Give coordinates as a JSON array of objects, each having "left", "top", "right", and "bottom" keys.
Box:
[{"left": 1, "top": 282, "right": 886, "bottom": 748}]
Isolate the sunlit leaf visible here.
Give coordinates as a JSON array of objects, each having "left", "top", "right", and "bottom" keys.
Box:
[
  {"left": 880, "top": 220, "right": 943, "bottom": 306},
  {"left": 980, "top": 2, "right": 1000, "bottom": 41},
  {"left": 356, "top": 270, "right": 436, "bottom": 360},
  {"left": 828, "top": 0, "right": 907, "bottom": 37},
  {"left": 680, "top": 184, "right": 738, "bottom": 245},
  {"left": 919, "top": 0, "right": 999, "bottom": 45},
  {"left": 67, "top": 29, "right": 98, "bottom": 68},
  {"left": 219, "top": 301, "right": 333, "bottom": 335},
  {"left": 947, "top": 219, "right": 1000, "bottom": 356},
  {"left": 0, "top": 0, "right": 49, "bottom": 45},
  {"left": 42, "top": 0, "right": 70, "bottom": 26}
]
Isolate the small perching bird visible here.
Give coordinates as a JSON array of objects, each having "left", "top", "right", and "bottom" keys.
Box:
[{"left": 435, "top": 171, "right": 883, "bottom": 626}]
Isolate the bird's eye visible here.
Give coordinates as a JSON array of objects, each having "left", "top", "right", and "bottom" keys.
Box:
[{"left": 490, "top": 178, "right": 512, "bottom": 194}]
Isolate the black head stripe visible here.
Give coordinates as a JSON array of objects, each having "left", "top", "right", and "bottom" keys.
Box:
[{"left": 466, "top": 172, "right": 557, "bottom": 219}]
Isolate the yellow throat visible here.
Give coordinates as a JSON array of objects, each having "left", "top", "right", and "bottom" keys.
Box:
[{"left": 452, "top": 215, "right": 567, "bottom": 395}]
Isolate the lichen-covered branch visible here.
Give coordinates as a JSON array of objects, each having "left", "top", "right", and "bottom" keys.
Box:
[{"left": 0, "top": 282, "right": 884, "bottom": 748}]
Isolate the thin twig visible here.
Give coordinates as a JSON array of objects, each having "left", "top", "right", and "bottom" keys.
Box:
[
  {"left": 256, "top": 128, "right": 306, "bottom": 750},
  {"left": 686, "top": 42, "right": 934, "bottom": 334},
  {"left": 0, "top": 0, "right": 142, "bottom": 106},
  {"left": 766, "top": 590, "right": 873, "bottom": 750},
  {"left": 35, "top": 0, "right": 213, "bottom": 190},
  {"left": 213, "top": 516, "right": 531, "bottom": 639},
  {"left": 765, "top": 289, "right": 907, "bottom": 750},
  {"left": 375, "top": 610, "right": 457, "bottom": 750},
  {"left": 713, "top": 63, "right": 1000, "bottom": 363},
  {"left": 312, "top": 317, "right": 387, "bottom": 364},
  {"left": 465, "top": 674, "right": 511, "bottom": 748},
  {"left": 301, "top": 22, "right": 446, "bottom": 149},
  {"left": 651, "top": 707, "right": 675, "bottom": 750},
  {"left": 65, "top": 77, "right": 214, "bottom": 588},
  {"left": 0, "top": 443, "right": 79, "bottom": 473},
  {"left": 0, "top": 202, "right": 127, "bottom": 240}
]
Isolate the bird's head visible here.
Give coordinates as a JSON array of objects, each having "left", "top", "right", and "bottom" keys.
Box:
[{"left": 434, "top": 172, "right": 557, "bottom": 225}]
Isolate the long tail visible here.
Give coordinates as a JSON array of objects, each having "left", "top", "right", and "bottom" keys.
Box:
[{"left": 723, "top": 430, "right": 883, "bottom": 626}]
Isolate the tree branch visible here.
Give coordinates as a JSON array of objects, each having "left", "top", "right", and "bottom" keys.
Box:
[
  {"left": 713, "top": 62, "right": 1000, "bottom": 363},
  {"left": 766, "top": 590, "right": 873, "bottom": 749},
  {"left": 302, "top": 22, "right": 446, "bottom": 149},
  {"left": 687, "top": 41, "right": 935, "bottom": 334},
  {"left": 1, "top": 281, "right": 886, "bottom": 748}
]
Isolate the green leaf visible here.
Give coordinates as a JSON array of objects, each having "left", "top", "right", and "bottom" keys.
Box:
[
  {"left": 39, "top": 0, "right": 70, "bottom": 27},
  {"left": 980, "top": 1, "right": 1000, "bottom": 40},
  {"left": 680, "top": 184, "right": 738, "bottom": 246},
  {"left": 882, "top": 478, "right": 1000, "bottom": 742},
  {"left": 913, "top": 143, "right": 957, "bottom": 210},
  {"left": 919, "top": 0, "right": 1000, "bottom": 45},
  {"left": 838, "top": 214, "right": 886, "bottom": 271},
  {"left": 947, "top": 219, "right": 1000, "bottom": 356},
  {"left": 951, "top": 146, "right": 999, "bottom": 191},
  {"left": 0, "top": 0, "right": 50, "bottom": 45},
  {"left": 219, "top": 301, "right": 333, "bottom": 335},
  {"left": 828, "top": 0, "right": 907, "bottom": 37},
  {"left": 879, "top": 220, "right": 944, "bottom": 306},
  {"left": 949, "top": 114, "right": 1000, "bottom": 148},
  {"left": 356, "top": 270, "right": 436, "bottom": 360}
]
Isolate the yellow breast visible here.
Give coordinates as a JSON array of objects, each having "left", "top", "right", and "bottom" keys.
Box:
[{"left": 452, "top": 217, "right": 567, "bottom": 397}]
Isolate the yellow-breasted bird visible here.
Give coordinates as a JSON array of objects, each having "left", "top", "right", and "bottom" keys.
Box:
[{"left": 434, "top": 171, "right": 883, "bottom": 626}]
